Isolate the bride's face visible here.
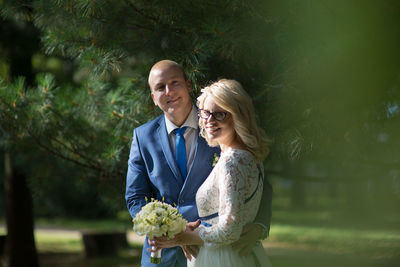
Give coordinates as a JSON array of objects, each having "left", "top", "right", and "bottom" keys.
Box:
[{"left": 201, "top": 97, "right": 236, "bottom": 147}]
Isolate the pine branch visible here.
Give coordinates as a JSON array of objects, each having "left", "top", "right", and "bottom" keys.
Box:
[
  {"left": 0, "top": 99, "right": 22, "bottom": 134},
  {"left": 48, "top": 134, "right": 98, "bottom": 168},
  {"left": 28, "top": 129, "right": 100, "bottom": 171},
  {"left": 125, "top": 22, "right": 154, "bottom": 31},
  {"left": 123, "top": 0, "right": 188, "bottom": 34},
  {"left": 123, "top": 0, "right": 159, "bottom": 24},
  {"left": 41, "top": 104, "right": 105, "bottom": 157},
  {"left": 0, "top": 88, "right": 117, "bottom": 178}
]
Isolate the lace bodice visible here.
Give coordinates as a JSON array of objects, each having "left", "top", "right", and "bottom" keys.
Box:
[{"left": 196, "top": 148, "right": 263, "bottom": 247}]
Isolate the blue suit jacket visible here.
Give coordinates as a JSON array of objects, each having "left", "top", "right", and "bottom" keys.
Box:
[{"left": 125, "top": 115, "right": 220, "bottom": 266}]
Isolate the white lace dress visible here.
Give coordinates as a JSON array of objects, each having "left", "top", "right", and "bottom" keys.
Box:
[{"left": 188, "top": 148, "right": 271, "bottom": 267}]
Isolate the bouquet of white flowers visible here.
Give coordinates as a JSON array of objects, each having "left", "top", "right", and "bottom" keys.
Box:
[{"left": 132, "top": 198, "right": 187, "bottom": 264}]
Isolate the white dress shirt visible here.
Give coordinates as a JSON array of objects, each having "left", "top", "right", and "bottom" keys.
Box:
[{"left": 165, "top": 106, "right": 199, "bottom": 173}]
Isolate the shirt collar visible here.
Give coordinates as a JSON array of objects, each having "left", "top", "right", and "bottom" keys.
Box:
[{"left": 165, "top": 105, "right": 199, "bottom": 135}]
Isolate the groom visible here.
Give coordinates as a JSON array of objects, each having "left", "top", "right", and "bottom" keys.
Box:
[{"left": 125, "top": 60, "right": 271, "bottom": 267}]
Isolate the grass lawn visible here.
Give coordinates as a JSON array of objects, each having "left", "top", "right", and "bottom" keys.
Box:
[
  {"left": 35, "top": 230, "right": 83, "bottom": 253},
  {"left": 30, "top": 224, "right": 399, "bottom": 267},
  {"left": 2, "top": 207, "right": 399, "bottom": 267},
  {"left": 34, "top": 216, "right": 131, "bottom": 232},
  {"left": 30, "top": 214, "right": 400, "bottom": 267},
  {"left": 269, "top": 224, "right": 400, "bottom": 258}
]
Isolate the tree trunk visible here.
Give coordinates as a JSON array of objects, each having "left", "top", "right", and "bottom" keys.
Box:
[{"left": 4, "top": 152, "right": 39, "bottom": 267}]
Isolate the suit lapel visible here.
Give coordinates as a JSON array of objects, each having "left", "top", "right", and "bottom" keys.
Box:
[
  {"left": 185, "top": 131, "right": 210, "bottom": 184},
  {"left": 157, "top": 117, "right": 185, "bottom": 186}
]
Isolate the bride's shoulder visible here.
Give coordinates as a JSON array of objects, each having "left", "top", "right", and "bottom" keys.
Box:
[{"left": 221, "top": 148, "right": 255, "bottom": 166}]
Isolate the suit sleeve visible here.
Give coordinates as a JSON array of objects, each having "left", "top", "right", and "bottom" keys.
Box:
[
  {"left": 254, "top": 172, "right": 273, "bottom": 238},
  {"left": 125, "top": 129, "right": 152, "bottom": 219}
]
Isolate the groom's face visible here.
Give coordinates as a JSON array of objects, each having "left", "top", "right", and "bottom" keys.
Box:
[{"left": 149, "top": 64, "right": 192, "bottom": 123}]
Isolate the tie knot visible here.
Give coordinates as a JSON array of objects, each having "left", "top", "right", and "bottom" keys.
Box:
[{"left": 175, "top": 127, "right": 187, "bottom": 136}]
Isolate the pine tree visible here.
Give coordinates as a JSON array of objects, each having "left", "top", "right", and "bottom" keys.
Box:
[
  {"left": 0, "top": 8, "right": 41, "bottom": 266},
  {"left": 0, "top": 2, "right": 274, "bottom": 264},
  {"left": 0, "top": 0, "right": 275, "bottom": 180},
  {"left": 1, "top": 2, "right": 400, "bottom": 264},
  {"left": 1, "top": 0, "right": 272, "bottom": 86}
]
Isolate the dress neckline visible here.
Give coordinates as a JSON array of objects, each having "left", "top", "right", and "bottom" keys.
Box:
[{"left": 221, "top": 147, "right": 251, "bottom": 156}]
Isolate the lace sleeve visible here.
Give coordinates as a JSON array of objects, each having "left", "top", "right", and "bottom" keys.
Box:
[{"left": 198, "top": 152, "right": 250, "bottom": 246}]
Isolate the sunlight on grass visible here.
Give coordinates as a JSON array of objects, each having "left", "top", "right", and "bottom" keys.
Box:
[
  {"left": 269, "top": 224, "right": 400, "bottom": 258},
  {"left": 4, "top": 214, "right": 399, "bottom": 265},
  {"left": 35, "top": 230, "right": 83, "bottom": 253},
  {"left": 34, "top": 217, "right": 131, "bottom": 231}
]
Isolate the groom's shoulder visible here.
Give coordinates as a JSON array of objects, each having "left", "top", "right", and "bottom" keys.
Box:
[{"left": 135, "top": 115, "right": 164, "bottom": 135}]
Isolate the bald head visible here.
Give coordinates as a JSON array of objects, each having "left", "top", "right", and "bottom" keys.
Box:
[
  {"left": 148, "top": 60, "right": 186, "bottom": 90},
  {"left": 147, "top": 59, "right": 193, "bottom": 126}
]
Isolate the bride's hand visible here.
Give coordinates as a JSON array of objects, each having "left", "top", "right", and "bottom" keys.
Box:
[
  {"left": 150, "top": 224, "right": 203, "bottom": 248},
  {"left": 186, "top": 219, "right": 201, "bottom": 231}
]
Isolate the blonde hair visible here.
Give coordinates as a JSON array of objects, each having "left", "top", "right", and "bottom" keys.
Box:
[{"left": 197, "top": 79, "right": 269, "bottom": 161}]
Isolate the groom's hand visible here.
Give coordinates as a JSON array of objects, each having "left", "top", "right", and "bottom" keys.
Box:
[
  {"left": 182, "top": 220, "right": 201, "bottom": 260},
  {"left": 147, "top": 239, "right": 161, "bottom": 252},
  {"left": 150, "top": 220, "right": 203, "bottom": 249},
  {"left": 232, "top": 223, "right": 263, "bottom": 256}
]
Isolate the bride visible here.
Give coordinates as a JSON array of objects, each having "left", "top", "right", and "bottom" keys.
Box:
[{"left": 152, "top": 79, "right": 271, "bottom": 267}]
